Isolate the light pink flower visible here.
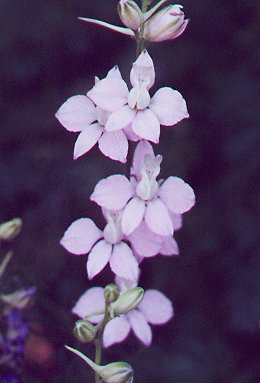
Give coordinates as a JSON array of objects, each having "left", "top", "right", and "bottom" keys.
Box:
[
  {"left": 72, "top": 276, "right": 173, "bottom": 347},
  {"left": 87, "top": 50, "right": 189, "bottom": 143},
  {"left": 55, "top": 66, "right": 130, "bottom": 163},
  {"left": 60, "top": 209, "right": 139, "bottom": 281},
  {"left": 91, "top": 141, "right": 195, "bottom": 237}
]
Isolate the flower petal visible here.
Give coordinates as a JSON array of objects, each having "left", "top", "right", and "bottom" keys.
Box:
[
  {"left": 150, "top": 87, "right": 189, "bottom": 126},
  {"left": 145, "top": 198, "right": 173, "bottom": 236},
  {"left": 171, "top": 213, "right": 183, "bottom": 231},
  {"left": 72, "top": 287, "right": 105, "bottom": 323},
  {"left": 87, "top": 240, "right": 112, "bottom": 279},
  {"left": 128, "top": 221, "right": 162, "bottom": 257},
  {"left": 60, "top": 218, "right": 102, "bottom": 255},
  {"left": 160, "top": 236, "right": 179, "bottom": 256},
  {"left": 87, "top": 77, "right": 128, "bottom": 112},
  {"left": 127, "top": 310, "right": 152, "bottom": 346},
  {"left": 109, "top": 242, "right": 139, "bottom": 281},
  {"left": 158, "top": 176, "right": 195, "bottom": 214},
  {"left": 121, "top": 198, "right": 145, "bottom": 235},
  {"left": 73, "top": 123, "right": 103, "bottom": 159},
  {"left": 98, "top": 130, "right": 128, "bottom": 163},
  {"left": 55, "top": 95, "right": 96, "bottom": 132},
  {"left": 123, "top": 124, "right": 140, "bottom": 142},
  {"left": 130, "top": 50, "right": 155, "bottom": 90},
  {"left": 91, "top": 175, "right": 134, "bottom": 210},
  {"left": 103, "top": 316, "right": 131, "bottom": 348},
  {"left": 105, "top": 105, "right": 136, "bottom": 131},
  {"left": 132, "top": 109, "right": 160, "bottom": 143},
  {"left": 138, "top": 289, "right": 173, "bottom": 324},
  {"left": 131, "top": 140, "right": 154, "bottom": 179},
  {"left": 106, "top": 65, "right": 122, "bottom": 79}
]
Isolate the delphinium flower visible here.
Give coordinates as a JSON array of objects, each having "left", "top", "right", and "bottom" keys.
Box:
[
  {"left": 91, "top": 140, "right": 195, "bottom": 237},
  {"left": 60, "top": 209, "right": 139, "bottom": 281},
  {"left": 72, "top": 276, "right": 173, "bottom": 347},
  {"left": 87, "top": 50, "right": 189, "bottom": 143},
  {"left": 56, "top": 66, "right": 131, "bottom": 163}
]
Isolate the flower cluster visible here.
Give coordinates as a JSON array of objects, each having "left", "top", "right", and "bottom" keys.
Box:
[
  {"left": 61, "top": 139, "right": 195, "bottom": 282},
  {"left": 57, "top": 1, "right": 194, "bottom": 381}
]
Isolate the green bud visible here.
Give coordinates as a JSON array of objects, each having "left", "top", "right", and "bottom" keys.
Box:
[
  {"left": 118, "top": 0, "right": 143, "bottom": 31},
  {"left": 110, "top": 287, "right": 144, "bottom": 317},
  {"left": 65, "top": 346, "right": 133, "bottom": 383},
  {"left": 73, "top": 320, "right": 96, "bottom": 343},
  {"left": 0, "top": 218, "right": 22, "bottom": 241},
  {"left": 104, "top": 284, "right": 120, "bottom": 304}
]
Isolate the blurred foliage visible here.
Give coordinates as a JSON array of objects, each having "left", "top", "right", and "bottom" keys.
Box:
[{"left": 0, "top": 0, "right": 259, "bottom": 382}]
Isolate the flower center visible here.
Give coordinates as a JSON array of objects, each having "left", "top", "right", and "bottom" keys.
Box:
[{"left": 103, "top": 211, "right": 124, "bottom": 245}]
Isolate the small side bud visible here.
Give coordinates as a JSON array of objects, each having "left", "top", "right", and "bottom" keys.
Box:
[
  {"left": 66, "top": 346, "right": 133, "bottom": 383},
  {"left": 0, "top": 218, "right": 22, "bottom": 241},
  {"left": 0, "top": 287, "right": 36, "bottom": 310},
  {"left": 100, "top": 361, "right": 133, "bottom": 383},
  {"left": 118, "top": 0, "right": 144, "bottom": 30},
  {"left": 104, "top": 284, "right": 120, "bottom": 304},
  {"left": 73, "top": 320, "right": 96, "bottom": 343},
  {"left": 110, "top": 287, "right": 144, "bottom": 317},
  {"left": 144, "top": 4, "right": 189, "bottom": 42}
]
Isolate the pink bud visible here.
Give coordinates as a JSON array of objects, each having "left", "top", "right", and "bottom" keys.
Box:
[
  {"left": 118, "top": 0, "right": 144, "bottom": 30},
  {"left": 144, "top": 4, "right": 189, "bottom": 42}
]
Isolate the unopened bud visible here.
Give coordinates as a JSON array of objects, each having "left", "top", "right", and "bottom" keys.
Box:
[
  {"left": 110, "top": 287, "right": 144, "bottom": 317},
  {"left": 73, "top": 320, "right": 96, "bottom": 343},
  {"left": 66, "top": 346, "right": 133, "bottom": 383},
  {"left": 118, "top": 0, "right": 144, "bottom": 30},
  {"left": 99, "top": 361, "right": 133, "bottom": 383},
  {"left": 0, "top": 218, "right": 22, "bottom": 241},
  {"left": 0, "top": 287, "right": 36, "bottom": 310},
  {"left": 104, "top": 284, "right": 120, "bottom": 304},
  {"left": 144, "top": 4, "right": 189, "bottom": 42}
]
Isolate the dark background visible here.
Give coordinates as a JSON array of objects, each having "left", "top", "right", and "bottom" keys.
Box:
[{"left": 0, "top": 0, "right": 259, "bottom": 382}]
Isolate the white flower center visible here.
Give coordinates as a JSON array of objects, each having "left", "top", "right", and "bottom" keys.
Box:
[
  {"left": 103, "top": 211, "right": 124, "bottom": 245},
  {"left": 136, "top": 154, "right": 162, "bottom": 201},
  {"left": 128, "top": 84, "right": 150, "bottom": 110},
  {"left": 96, "top": 106, "right": 109, "bottom": 126}
]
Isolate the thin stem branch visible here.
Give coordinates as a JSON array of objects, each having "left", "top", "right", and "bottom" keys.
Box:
[{"left": 94, "top": 304, "right": 110, "bottom": 383}]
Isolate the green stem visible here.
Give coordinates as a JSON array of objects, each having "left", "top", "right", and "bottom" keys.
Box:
[{"left": 94, "top": 304, "right": 110, "bottom": 383}]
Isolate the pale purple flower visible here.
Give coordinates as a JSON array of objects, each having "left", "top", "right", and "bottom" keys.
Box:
[
  {"left": 60, "top": 209, "right": 139, "bottom": 281},
  {"left": 91, "top": 141, "right": 195, "bottom": 237},
  {"left": 72, "top": 277, "right": 173, "bottom": 347},
  {"left": 55, "top": 66, "right": 130, "bottom": 163},
  {"left": 87, "top": 50, "right": 189, "bottom": 143}
]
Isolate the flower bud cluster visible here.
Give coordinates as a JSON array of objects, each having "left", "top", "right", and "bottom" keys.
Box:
[{"left": 79, "top": 0, "right": 189, "bottom": 43}]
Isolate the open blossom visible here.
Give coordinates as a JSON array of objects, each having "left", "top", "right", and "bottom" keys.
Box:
[
  {"left": 91, "top": 141, "right": 195, "bottom": 237},
  {"left": 72, "top": 277, "right": 173, "bottom": 347},
  {"left": 60, "top": 209, "right": 139, "bottom": 281},
  {"left": 55, "top": 66, "right": 130, "bottom": 163},
  {"left": 87, "top": 50, "right": 189, "bottom": 143}
]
